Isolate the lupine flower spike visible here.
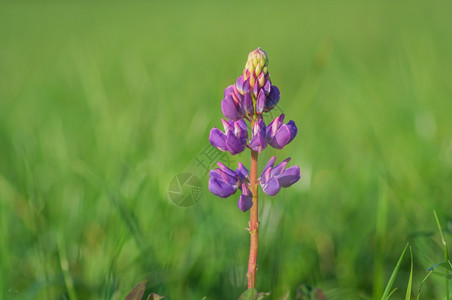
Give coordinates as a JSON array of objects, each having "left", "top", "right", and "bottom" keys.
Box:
[{"left": 208, "top": 48, "right": 301, "bottom": 290}]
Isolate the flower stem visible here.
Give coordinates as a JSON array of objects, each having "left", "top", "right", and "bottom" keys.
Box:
[{"left": 247, "top": 148, "right": 259, "bottom": 289}]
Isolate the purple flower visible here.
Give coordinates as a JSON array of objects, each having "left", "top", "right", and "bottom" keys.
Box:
[
  {"left": 266, "top": 114, "right": 297, "bottom": 149},
  {"left": 208, "top": 162, "right": 254, "bottom": 212},
  {"left": 235, "top": 75, "right": 254, "bottom": 116},
  {"left": 236, "top": 161, "right": 249, "bottom": 181},
  {"left": 249, "top": 118, "right": 267, "bottom": 153},
  {"left": 222, "top": 77, "right": 256, "bottom": 119},
  {"left": 209, "top": 162, "right": 240, "bottom": 198},
  {"left": 238, "top": 183, "right": 253, "bottom": 212},
  {"left": 209, "top": 119, "right": 248, "bottom": 155},
  {"left": 264, "top": 85, "right": 280, "bottom": 112},
  {"left": 221, "top": 85, "right": 246, "bottom": 120},
  {"left": 255, "top": 81, "right": 280, "bottom": 115},
  {"left": 259, "top": 156, "right": 300, "bottom": 196},
  {"left": 255, "top": 89, "right": 266, "bottom": 114},
  {"left": 236, "top": 75, "right": 251, "bottom": 95}
]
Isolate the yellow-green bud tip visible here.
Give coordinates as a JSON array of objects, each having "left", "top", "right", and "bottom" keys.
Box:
[{"left": 243, "top": 47, "right": 269, "bottom": 81}]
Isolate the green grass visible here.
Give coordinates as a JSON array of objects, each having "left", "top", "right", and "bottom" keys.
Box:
[{"left": 1, "top": 1, "right": 452, "bottom": 299}]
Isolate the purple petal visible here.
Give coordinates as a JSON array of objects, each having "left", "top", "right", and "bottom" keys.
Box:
[
  {"left": 264, "top": 85, "right": 280, "bottom": 112},
  {"left": 272, "top": 157, "right": 291, "bottom": 175},
  {"left": 209, "top": 175, "right": 237, "bottom": 198},
  {"left": 209, "top": 128, "right": 227, "bottom": 151},
  {"left": 266, "top": 117, "right": 297, "bottom": 150},
  {"left": 236, "top": 75, "right": 245, "bottom": 94},
  {"left": 249, "top": 133, "right": 266, "bottom": 152},
  {"left": 236, "top": 76, "right": 251, "bottom": 95},
  {"left": 236, "top": 119, "right": 248, "bottom": 134},
  {"left": 221, "top": 94, "right": 241, "bottom": 120},
  {"left": 241, "top": 182, "right": 252, "bottom": 196},
  {"left": 261, "top": 165, "right": 272, "bottom": 184},
  {"left": 221, "top": 119, "right": 233, "bottom": 132},
  {"left": 243, "top": 92, "right": 254, "bottom": 116},
  {"left": 253, "top": 80, "right": 259, "bottom": 98},
  {"left": 268, "top": 120, "right": 297, "bottom": 149},
  {"left": 261, "top": 156, "right": 276, "bottom": 176},
  {"left": 276, "top": 166, "right": 301, "bottom": 187},
  {"left": 234, "top": 120, "right": 248, "bottom": 144},
  {"left": 263, "top": 80, "right": 271, "bottom": 94},
  {"left": 236, "top": 162, "right": 249, "bottom": 180},
  {"left": 266, "top": 114, "right": 284, "bottom": 138},
  {"left": 224, "top": 85, "right": 234, "bottom": 97},
  {"left": 256, "top": 89, "right": 266, "bottom": 114},
  {"left": 249, "top": 119, "right": 267, "bottom": 153},
  {"left": 232, "top": 86, "right": 243, "bottom": 101},
  {"left": 225, "top": 130, "right": 245, "bottom": 155},
  {"left": 286, "top": 120, "right": 298, "bottom": 142},
  {"left": 260, "top": 176, "right": 281, "bottom": 196},
  {"left": 237, "top": 194, "right": 253, "bottom": 212},
  {"left": 209, "top": 169, "right": 224, "bottom": 182},
  {"left": 268, "top": 125, "right": 292, "bottom": 149},
  {"left": 217, "top": 162, "right": 236, "bottom": 178},
  {"left": 216, "top": 164, "right": 239, "bottom": 186},
  {"left": 243, "top": 79, "right": 251, "bottom": 93},
  {"left": 253, "top": 118, "right": 266, "bottom": 135}
]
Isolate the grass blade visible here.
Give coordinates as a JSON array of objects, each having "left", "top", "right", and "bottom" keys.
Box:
[
  {"left": 381, "top": 243, "right": 409, "bottom": 300},
  {"left": 416, "top": 271, "right": 432, "bottom": 300},
  {"left": 433, "top": 210, "right": 449, "bottom": 261},
  {"left": 433, "top": 210, "right": 450, "bottom": 300},
  {"left": 387, "top": 288, "right": 398, "bottom": 299},
  {"left": 405, "top": 245, "right": 413, "bottom": 300}
]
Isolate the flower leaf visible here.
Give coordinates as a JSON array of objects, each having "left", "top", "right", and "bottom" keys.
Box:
[
  {"left": 125, "top": 280, "right": 146, "bottom": 300},
  {"left": 279, "top": 291, "right": 289, "bottom": 300},
  {"left": 146, "top": 293, "right": 165, "bottom": 300},
  {"left": 238, "top": 289, "right": 257, "bottom": 300}
]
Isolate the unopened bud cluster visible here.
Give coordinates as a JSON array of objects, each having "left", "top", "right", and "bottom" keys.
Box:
[{"left": 243, "top": 47, "right": 269, "bottom": 90}]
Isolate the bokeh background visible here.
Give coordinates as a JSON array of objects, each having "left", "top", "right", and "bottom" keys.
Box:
[{"left": 1, "top": 1, "right": 452, "bottom": 299}]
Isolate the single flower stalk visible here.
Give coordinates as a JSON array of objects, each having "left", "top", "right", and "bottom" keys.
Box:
[{"left": 208, "top": 48, "right": 301, "bottom": 290}]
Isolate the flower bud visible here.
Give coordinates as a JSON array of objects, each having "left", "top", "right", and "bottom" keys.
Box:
[
  {"left": 243, "top": 48, "right": 269, "bottom": 89},
  {"left": 258, "top": 72, "right": 265, "bottom": 88}
]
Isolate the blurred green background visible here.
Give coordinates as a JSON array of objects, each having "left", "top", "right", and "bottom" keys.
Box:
[{"left": 1, "top": 1, "right": 452, "bottom": 299}]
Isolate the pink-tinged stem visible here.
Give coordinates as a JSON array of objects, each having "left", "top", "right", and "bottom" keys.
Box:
[{"left": 247, "top": 148, "right": 259, "bottom": 289}]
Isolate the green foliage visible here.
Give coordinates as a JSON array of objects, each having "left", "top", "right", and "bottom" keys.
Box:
[{"left": 0, "top": 1, "right": 452, "bottom": 299}]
